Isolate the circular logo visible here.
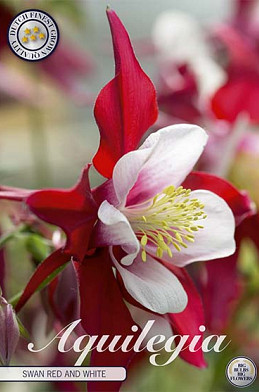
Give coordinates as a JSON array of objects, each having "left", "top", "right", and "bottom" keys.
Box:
[
  {"left": 8, "top": 9, "right": 59, "bottom": 61},
  {"left": 226, "top": 356, "right": 257, "bottom": 388}
]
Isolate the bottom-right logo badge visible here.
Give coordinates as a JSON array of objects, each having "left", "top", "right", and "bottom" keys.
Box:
[{"left": 226, "top": 356, "right": 257, "bottom": 388}]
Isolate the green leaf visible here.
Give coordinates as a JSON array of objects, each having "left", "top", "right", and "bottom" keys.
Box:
[
  {"left": 8, "top": 291, "right": 23, "bottom": 308},
  {"left": 16, "top": 316, "right": 30, "bottom": 340},
  {"left": 37, "top": 262, "right": 68, "bottom": 292},
  {"left": 9, "top": 261, "right": 68, "bottom": 308}
]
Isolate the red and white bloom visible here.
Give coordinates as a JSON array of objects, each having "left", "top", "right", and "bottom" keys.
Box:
[
  {"left": 0, "top": 8, "right": 252, "bottom": 390},
  {"left": 152, "top": 11, "right": 225, "bottom": 98},
  {"left": 94, "top": 124, "right": 236, "bottom": 314}
]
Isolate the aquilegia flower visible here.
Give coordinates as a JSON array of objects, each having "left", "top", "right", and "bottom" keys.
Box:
[{"left": 94, "top": 124, "right": 235, "bottom": 314}]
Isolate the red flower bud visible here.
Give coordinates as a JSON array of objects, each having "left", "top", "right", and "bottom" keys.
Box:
[{"left": 0, "top": 294, "right": 20, "bottom": 365}]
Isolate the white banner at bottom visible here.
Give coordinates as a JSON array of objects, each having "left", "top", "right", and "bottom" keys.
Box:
[{"left": 0, "top": 367, "right": 126, "bottom": 382}]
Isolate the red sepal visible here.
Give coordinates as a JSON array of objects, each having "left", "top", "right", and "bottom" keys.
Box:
[
  {"left": 26, "top": 165, "right": 97, "bottom": 261},
  {"left": 183, "top": 171, "right": 255, "bottom": 226},
  {"left": 77, "top": 249, "right": 140, "bottom": 392},
  {"left": 93, "top": 9, "right": 158, "bottom": 178},
  {"left": 162, "top": 262, "right": 207, "bottom": 368}
]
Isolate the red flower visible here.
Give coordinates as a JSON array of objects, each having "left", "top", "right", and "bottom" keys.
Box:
[{"left": 210, "top": 0, "right": 259, "bottom": 123}]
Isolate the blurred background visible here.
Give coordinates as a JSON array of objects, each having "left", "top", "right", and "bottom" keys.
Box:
[{"left": 1, "top": 0, "right": 259, "bottom": 391}]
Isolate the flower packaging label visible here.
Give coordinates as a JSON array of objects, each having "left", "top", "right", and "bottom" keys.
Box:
[{"left": 0, "top": 1, "right": 258, "bottom": 391}]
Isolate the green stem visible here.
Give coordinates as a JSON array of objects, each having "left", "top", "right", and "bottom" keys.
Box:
[{"left": 8, "top": 261, "right": 69, "bottom": 309}]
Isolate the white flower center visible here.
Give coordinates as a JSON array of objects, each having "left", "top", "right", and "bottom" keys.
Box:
[{"left": 123, "top": 185, "right": 207, "bottom": 261}]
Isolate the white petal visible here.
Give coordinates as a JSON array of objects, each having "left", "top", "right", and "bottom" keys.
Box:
[
  {"left": 96, "top": 200, "right": 139, "bottom": 266},
  {"left": 147, "top": 190, "right": 236, "bottom": 266},
  {"left": 113, "top": 124, "right": 208, "bottom": 205},
  {"left": 113, "top": 124, "right": 208, "bottom": 206},
  {"left": 112, "top": 147, "right": 152, "bottom": 205},
  {"left": 111, "top": 251, "right": 188, "bottom": 314}
]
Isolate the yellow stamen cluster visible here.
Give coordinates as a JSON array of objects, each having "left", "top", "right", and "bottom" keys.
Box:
[{"left": 125, "top": 185, "right": 207, "bottom": 262}]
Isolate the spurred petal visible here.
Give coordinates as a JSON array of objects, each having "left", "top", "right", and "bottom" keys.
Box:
[
  {"left": 77, "top": 249, "right": 139, "bottom": 392},
  {"left": 163, "top": 262, "right": 207, "bottom": 368},
  {"left": 182, "top": 171, "right": 255, "bottom": 225},
  {"left": 0, "top": 186, "right": 35, "bottom": 201},
  {"left": 147, "top": 190, "right": 235, "bottom": 266},
  {"left": 111, "top": 251, "right": 187, "bottom": 314},
  {"left": 26, "top": 165, "right": 97, "bottom": 260},
  {"left": 96, "top": 200, "right": 139, "bottom": 265},
  {"left": 15, "top": 249, "right": 70, "bottom": 313},
  {"left": 113, "top": 124, "right": 208, "bottom": 205},
  {"left": 93, "top": 9, "right": 158, "bottom": 178}
]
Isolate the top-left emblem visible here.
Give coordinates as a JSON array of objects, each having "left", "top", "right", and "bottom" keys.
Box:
[{"left": 8, "top": 9, "right": 59, "bottom": 61}]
